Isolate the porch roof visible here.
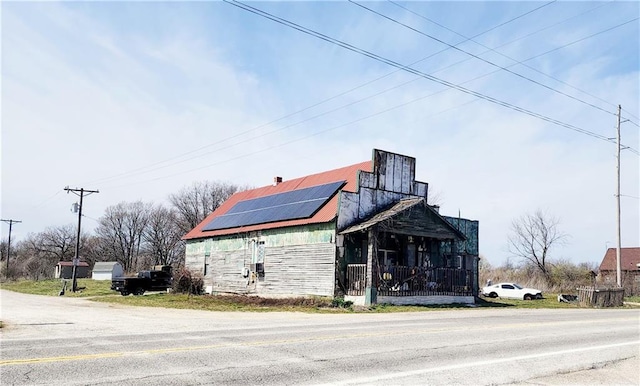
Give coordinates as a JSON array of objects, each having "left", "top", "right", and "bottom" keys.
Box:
[{"left": 339, "top": 198, "right": 466, "bottom": 240}]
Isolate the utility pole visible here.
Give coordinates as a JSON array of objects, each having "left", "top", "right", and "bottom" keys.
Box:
[
  {"left": 1, "top": 219, "right": 22, "bottom": 278},
  {"left": 65, "top": 186, "right": 99, "bottom": 292},
  {"left": 615, "top": 105, "right": 622, "bottom": 287}
]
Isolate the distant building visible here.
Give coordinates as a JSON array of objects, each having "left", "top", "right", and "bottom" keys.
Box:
[
  {"left": 92, "top": 262, "right": 124, "bottom": 280},
  {"left": 54, "top": 261, "right": 90, "bottom": 279},
  {"left": 597, "top": 247, "right": 640, "bottom": 296},
  {"left": 183, "top": 149, "right": 479, "bottom": 306}
]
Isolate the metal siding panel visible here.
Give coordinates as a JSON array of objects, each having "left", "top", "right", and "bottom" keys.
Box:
[
  {"left": 337, "top": 192, "right": 360, "bottom": 230},
  {"left": 402, "top": 156, "right": 412, "bottom": 194},
  {"left": 393, "top": 154, "right": 403, "bottom": 193},
  {"left": 417, "top": 182, "right": 428, "bottom": 198},
  {"left": 360, "top": 171, "right": 376, "bottom": 189},
  {"left": 384, "top": 153, "right": 394, "bottom": 192}
]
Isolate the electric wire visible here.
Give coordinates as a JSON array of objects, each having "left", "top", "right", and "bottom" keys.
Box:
[
  {"left": 225, "top": 0, "right": 639, "bottom": 155},
  {"left": 83, "top": 1, "right": 564, "bottom": 186},
  {"left": 351, "top": 0, "right": 629, "bottom": 120},
  {"left": 102, "top": 96, "right": 481, "bottom": 190},
  {"left": 102, "top": 10, "right": 640, "bottom": 188},
  {"left": 388, "top": 0, "right": 638, "bottom": 127},
  {"left": 87, "top": 1, "right": 640, "bottom": 188}
]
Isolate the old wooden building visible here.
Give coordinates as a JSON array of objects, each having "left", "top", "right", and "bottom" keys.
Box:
[{"left": 183, "top": 149, "right": 479, "bottom": 305}]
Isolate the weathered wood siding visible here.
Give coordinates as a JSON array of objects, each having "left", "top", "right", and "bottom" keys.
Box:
[
  {"left": 257, "top": 243, "right": 336, "bottom": 297},
  {"left": 185, "top": 223, "right": 337, "bottom": 297},
  {"left": 338, "top": 149, "right": 428, "bottom": 230},
  {"left": 379, "top": 203, "right": 458, "bottom": 239},
  {"left": 210, "top": 249, "right": 253, "bottom": 294}
]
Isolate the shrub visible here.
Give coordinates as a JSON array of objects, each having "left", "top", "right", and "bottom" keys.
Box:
[
  {"left": 172, "top": 268, "right": 204, "bottom": 295},
  {"left": 331, "top": 297, "right": 353, "bottom": 309}
]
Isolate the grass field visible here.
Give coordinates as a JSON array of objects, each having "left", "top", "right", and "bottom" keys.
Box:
[
  {"left": 1, "top": 279, "right": 113, "bottom": 297},
  {"left": 2, "top": 279, "right": 639, "bottom": 313}
]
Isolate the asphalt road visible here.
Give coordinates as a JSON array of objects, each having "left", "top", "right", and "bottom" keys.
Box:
[{"left": 1, "top": 290, "right": 638, "bottom": 385}]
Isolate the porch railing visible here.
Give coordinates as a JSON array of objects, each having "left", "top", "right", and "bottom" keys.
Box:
[
  {"left": 346, "top": 264, "right": 366, "bottom": 296},
  {"left": 346, "top": 264, "right": 474, "bottom": 297}
]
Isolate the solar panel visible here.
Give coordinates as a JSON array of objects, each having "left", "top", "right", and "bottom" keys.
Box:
[{"left": 202, "top": 181, "right": 345, "bottom": 231}]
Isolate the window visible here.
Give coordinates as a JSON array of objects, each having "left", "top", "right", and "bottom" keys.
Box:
[
  {"left": 252, "top": 240, "right": 265, "bottom": 264},
  {"left": 377, "top": 249, "right": 397, "bottom": 270}
]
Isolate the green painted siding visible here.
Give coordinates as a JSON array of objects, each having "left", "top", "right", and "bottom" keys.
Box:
[
  {"left": 443, "top": 217, "right": 479, "bottom": 256},
  {"left": 186, "top": 222, "right": 335, "bottom": 253}
]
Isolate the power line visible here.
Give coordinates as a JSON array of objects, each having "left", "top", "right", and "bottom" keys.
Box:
[
  {"left": 388, "top": 0, "right": 638, "bottom": 126},
  {"left": 103, "top": 96, "right": 481, "bottom": 190},
  {"left": 85, "top": 2, "right": 617, "bottom": 187},
  {"left": 83, "top": 0, "right": 566, "bottom": 187},
  {"left": 351, "top": 0, "right": 628, "bottom": 119},
  {"left": 224, "top": 0, "right": 639, "bottom": 155}
]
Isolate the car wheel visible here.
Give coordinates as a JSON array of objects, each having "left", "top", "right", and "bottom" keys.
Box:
[
  {"left": 524, "top": 294, "right": 533, "bottom": 300},
  {"left": 120, "top": 290, "right": 129, "bottom": 296},
  {"left": 488, "top": 292, "right": 498, "bottom": 298},
  {"left": 535, "top": 294, "right": 543, "bottom": 299},
  {"left": 133, "top": 288, "right": 145, "bottom": 296}
]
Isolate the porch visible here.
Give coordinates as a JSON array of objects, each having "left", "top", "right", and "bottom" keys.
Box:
[
  {"left": 338, "top": 198, "right": 479, "bottom": 305},
  {"left": 345, "top": 264, "right": 476, "bottom": 305}
]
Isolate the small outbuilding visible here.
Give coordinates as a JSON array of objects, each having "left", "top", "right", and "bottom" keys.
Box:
[
  {"left": 597, "top": 247, "right": 640, "bottom": 296},
  {"left": 92, "top": 262, "right": 124, "bottom": 281},
  {"left": 54, "top": 261, "right": 90, "bottom": 279}
]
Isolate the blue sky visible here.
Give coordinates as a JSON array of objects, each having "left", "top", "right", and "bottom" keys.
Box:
[{"left": 2, "top": 1, "right": 639, "bottom": 267}]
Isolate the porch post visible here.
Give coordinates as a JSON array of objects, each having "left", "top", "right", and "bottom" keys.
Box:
[{"left": 365, "top": 226, "right": 377, "bottom": 305}]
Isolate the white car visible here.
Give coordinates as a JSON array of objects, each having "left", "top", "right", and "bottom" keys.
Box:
[{"left": 482, "top": 282, "right": 543, "bottom": 300}]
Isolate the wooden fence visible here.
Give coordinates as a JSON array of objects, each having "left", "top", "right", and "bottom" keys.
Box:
[{"left": 577, "top": 286, "right": 625, "bottom": 307}]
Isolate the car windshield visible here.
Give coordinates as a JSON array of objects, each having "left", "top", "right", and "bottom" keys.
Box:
[{"left": 512, "top": 283, "right": 523, "bottom": 289}]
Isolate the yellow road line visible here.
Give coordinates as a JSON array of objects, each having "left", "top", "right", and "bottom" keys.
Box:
[{"left": 2, "top": 316, "right": 637, "bottom": 366}]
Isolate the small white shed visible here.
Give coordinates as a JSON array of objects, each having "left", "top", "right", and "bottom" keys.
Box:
[{"left": 92, "top": 262, "right": 124, "bottom": 280}]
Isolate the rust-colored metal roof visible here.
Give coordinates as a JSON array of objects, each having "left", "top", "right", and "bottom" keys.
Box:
[
  {"left": 599, "top": 247, "right": 640, "bottom": 271},
  {"left": 183, "top": 161, "right": 372, "bottom": 240}
]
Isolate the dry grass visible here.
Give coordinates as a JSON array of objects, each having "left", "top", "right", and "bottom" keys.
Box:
[{"left": 1, "top": 278, "right": 113, "bottom": 297}]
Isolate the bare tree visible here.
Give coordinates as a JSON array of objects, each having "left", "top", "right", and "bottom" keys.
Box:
[
  {"left": 13, "top": 225, "right": 90, "bottom": 280},
  {"left": 427, "top": 187, "right": 444, "bottom": 207},
  {"left": 32, "top": 225, "right": 77, "bottom": 261},
  {"left": 169, "top": 181, "right": 244, "bottom": 234},
  {"left": 144, "top": 205, "right": 185, "bottom": 267},
  {"left": 95, "top": 201, "right": 152, "bottom": 272},
  {"left": 508, "top": 210, "right": 567, "bottom": 280}
]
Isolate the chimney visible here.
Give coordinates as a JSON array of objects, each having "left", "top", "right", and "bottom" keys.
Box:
[{"left": 273, "top": 176, "right": 283, "bottom": 186}]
